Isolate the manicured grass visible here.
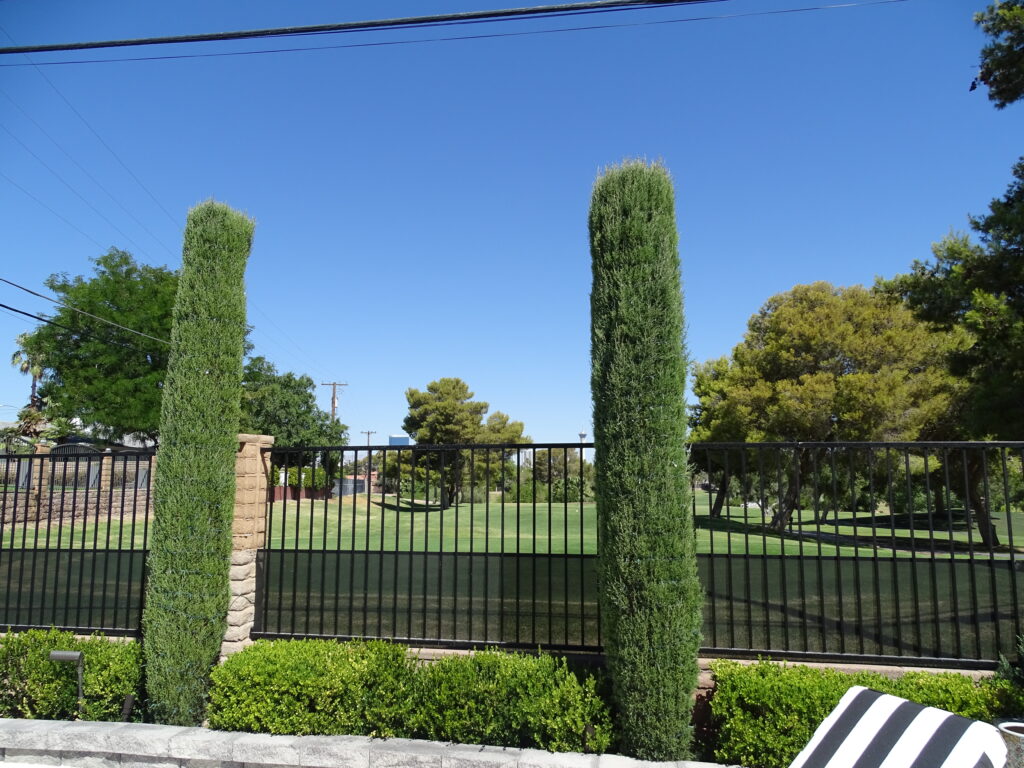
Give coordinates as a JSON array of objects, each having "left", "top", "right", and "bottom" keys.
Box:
[{"left": 4, "top": 492, "right": 1021, "bottom": 559}]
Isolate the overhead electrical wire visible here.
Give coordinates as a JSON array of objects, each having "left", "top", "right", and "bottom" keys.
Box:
[
  {"left": 0, "top": 0, "right": 909, "bottom": 67},
  {"left": 0, "top": 169, "right": 104, "bottom": 248},
  {"left": 0, "top": 0, "right": 727, "bottom": 55},
  {"left": 0, "top": 122, "right": 153, "bottom": 259},
  {"left": 0, "top": 277, "right": 171, "bottom": 344},
  {"left": 0, "top": 302, "right": 146, "bottom": 352},
  {"left": 0, "top": 24, "right": 183, "bottom": 230},
  {"left": 0, "top": 86, "right": 178, "bottom": 259}
]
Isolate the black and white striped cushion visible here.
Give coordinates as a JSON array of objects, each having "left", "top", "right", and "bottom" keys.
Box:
[{"left": 788, "top": 685, "right": 1007, "bottom": 768}]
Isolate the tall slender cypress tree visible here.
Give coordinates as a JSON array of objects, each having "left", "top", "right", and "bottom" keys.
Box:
[
  {"left": 588, "top": 160, "right": 702, "bottom": 759},
  {"left": 143, "top": 201, "right": 254, "bottom": 725}
]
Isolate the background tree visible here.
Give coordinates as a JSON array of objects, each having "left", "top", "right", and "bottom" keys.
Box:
[
  {"left": 689, "top": 282, "right": 964, "bottom": 531},
  {"left": 240, "top": 356, "right": 347, "bottom": 447},
  {"left": 975, "top": 0, "right": 1024, "bottom": 109},
  {"left": 884, "top": 163, "right": 1024, "bottom": 440},
  {"left": 401, "top": 378, "right": 528, "bottom": 506},
  {"left": 10, "top": 333, "right": 44, "bottom": 411},
  {"left": 16, "top": 249, "right": 176, "bottom": 442},
  {"left": 589, "top": 160, "right": 701, "bottom": 760},
  {"left": 143, "top": 201, "right": 253, "bottom": 726}
]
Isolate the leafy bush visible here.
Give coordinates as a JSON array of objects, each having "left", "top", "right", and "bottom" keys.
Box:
[
  {"left": 208, "top": 641, "right": 612, "bottom": 752},
  {"left": 710, "top": 659, "right": 1024, "bottom": 768},
  {"left": 410, "top": 650, "right": 612, "bottom": 752},
  {"left": 0, "top": 629, "right": 142, "bottom": 721},
  {"left": 208, "top": 639, "right": 415, "bottom": 736}
]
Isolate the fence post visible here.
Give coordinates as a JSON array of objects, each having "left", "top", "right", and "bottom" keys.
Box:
[
  {"left": 221, "top": 433, "right": 275, "bottom": 660},
  {"left": 31, "top": 442, "right": 51, "bottom": 517}
]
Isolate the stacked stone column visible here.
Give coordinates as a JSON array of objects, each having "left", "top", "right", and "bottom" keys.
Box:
[{"left": 221, "top": 433, "right": 275, "bottom": 660}]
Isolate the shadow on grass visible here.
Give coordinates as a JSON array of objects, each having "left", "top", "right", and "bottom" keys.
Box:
[{"left": 371, "top": 498, "right": 444, "bottom": 514}]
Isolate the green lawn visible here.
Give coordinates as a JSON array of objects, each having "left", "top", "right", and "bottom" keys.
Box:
[{"left": 3, "top": 491, "right": 1021, "bottom": 559}]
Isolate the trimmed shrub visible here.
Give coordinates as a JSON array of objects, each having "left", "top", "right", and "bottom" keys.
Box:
[
  {"left": 410, "top": 650, "right": 612, "bottom": 752},
  {"left": 0, "top": 629, "right": 142, "bottom": 721},
  {"left": 588, "top": 159, "right": 702, "bottom": 759},
  {"left": 710, "top": 659, "right": 1024, "bottom": 768},
  {"left": 207, "top": 641, "right": 612, "bottom": 753},
  {"left": 143, "top": 201, "right": 254, "bottom": 726},
  {"left": 208, "top": 640, "right": 415, "bottom": 736}
]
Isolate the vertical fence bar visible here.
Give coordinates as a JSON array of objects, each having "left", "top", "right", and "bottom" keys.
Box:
[
  {"left": 922, "top": 452, "right": 942, "bottom": 659},
  {"left": 962, "top": 448, "right": 983, "bottom": 659},
  {"left": 942, "top": 448, "right": 963, "bottom": 659},
  {"left": 739, "top": 448, "right": 753, "bottom": 650},
  {"left": 378, "top": 448, "right": 387, "bottom": 640},
  {"left": 1003, "top": 449, "right": 1021, "bottom": 648},
  {"left": 904, "top": 448, "right": 922, "bottom": 657},
  {"left": 981, "top": 449, "right": 1001, "bottom": 659}
]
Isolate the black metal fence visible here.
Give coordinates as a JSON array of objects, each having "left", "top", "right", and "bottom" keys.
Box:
[
  {"left": 0, "top": 449, "right": 153, "bottom": 635},
  {"left": 3, "top": 440, "right": 1021, "bottom": 666},
  {"left": 256, "top": 441, "right": 1024, "bottom": 667}
]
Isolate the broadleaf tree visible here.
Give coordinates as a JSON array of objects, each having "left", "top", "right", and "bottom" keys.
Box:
[
  {"left": 17, "top": 249, "right": 177, "bottom": 442},
  {"left": 240, "top": 356, "right": 348, "bottom": 447}
]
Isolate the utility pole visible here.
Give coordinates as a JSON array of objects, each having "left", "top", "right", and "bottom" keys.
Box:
[
  {"left": 360, "top": 431, "right": 376, "bottom": 489},
  {"left": 320, "top": 381, "right": 347, "bottom": 422}
]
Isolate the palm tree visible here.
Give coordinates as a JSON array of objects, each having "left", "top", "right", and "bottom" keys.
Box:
[{"left": 10, "top": 333, "right": 44, "bottom": 411}]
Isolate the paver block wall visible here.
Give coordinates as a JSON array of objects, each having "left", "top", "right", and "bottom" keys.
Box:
[{"left": 221, "top": 433, "right": 274, "bottom": 660}]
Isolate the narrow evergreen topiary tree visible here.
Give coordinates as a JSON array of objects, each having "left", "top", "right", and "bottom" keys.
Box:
[
  {"left": 588, "top": 160, "right": 702, "bottom": 759},
  {"left": 143, "top": 201, "right": 254, "bottom": 726}
]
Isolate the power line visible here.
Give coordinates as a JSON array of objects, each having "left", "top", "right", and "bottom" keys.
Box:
[
  {"left": 0, "top": 1, "right": 726, "bottom": 55},
  {"left": 0, "top": 24, "right": 182, "bottom": 229},
  {"left": 0, "top": 277, "right": 171, "bottom": 344},
  {"left": 0, "top": 122, "right": 153, "bottom": 259},
  {"left": 0, "top": 169, "right": 104, "bottom": 248},
  {"left": 0, "top": 86, "right": 178, "bottom": 259},
  {"left": 0, "top": 302, "right": 144, "bottom": 352},
  {"left": 0, "top": 0, "right": 910, "bottom": 67}
]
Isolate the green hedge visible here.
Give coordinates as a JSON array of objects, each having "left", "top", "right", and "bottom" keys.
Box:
[
  {"left": 710, "top": 659, "right": 1024, "bottom": 768},
  {"left": 0, "top": 629, "right": 141, "bottom": 721},
  {"left": 410, "top": 650, "right": 612, "bottom": 752},
  {"left": 208, "top": 640, "right": 612, "bottom": 752},
  {"left": 208, "top": 639, "right": 415, "bottom": 736}
]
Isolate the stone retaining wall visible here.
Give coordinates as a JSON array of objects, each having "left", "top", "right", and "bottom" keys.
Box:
[{"left": 0, "top": 720, "right": 732, "bottom": 768}]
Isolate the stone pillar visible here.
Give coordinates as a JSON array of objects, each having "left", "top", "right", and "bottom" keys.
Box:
[
  {"left": 30, "top": 442, "right": 51, "bottom": 515},
  {"left": 221, "top": 433, "right": 275, "bottom": 660}
]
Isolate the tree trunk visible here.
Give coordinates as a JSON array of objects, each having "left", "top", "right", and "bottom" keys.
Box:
[
  {"left": 710, "top": 468, "right": 730, "bottom": 518},
  {"left": 931, "top": 479, "right": 946, "bottom": 520},
  {"left": 966, "top": 455, "right": 999, "bottom": 548},
  {"left": 769, "top": 450, "right": 812, "bottom": 533}
]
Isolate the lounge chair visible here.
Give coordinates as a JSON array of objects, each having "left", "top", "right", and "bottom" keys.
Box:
[{"left": 788, "top": 685, "right": 1007, "bottom": 768}]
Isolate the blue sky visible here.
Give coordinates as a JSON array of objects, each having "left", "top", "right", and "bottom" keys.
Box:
[{"left": 0, "top": 0, "right": 1021, "bottom": 444}]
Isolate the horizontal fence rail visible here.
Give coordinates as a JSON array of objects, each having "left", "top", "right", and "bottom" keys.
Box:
[
  {"left": 0, "top": 449, "right": 153, "bottom": 635},
  {"left": 257, "top": 441, "right": 1024, "bottom": 667}
]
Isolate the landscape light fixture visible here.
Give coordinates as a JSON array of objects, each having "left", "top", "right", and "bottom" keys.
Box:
[{"left": 49, "top": 650, "right": 84, "bottom": 714}]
